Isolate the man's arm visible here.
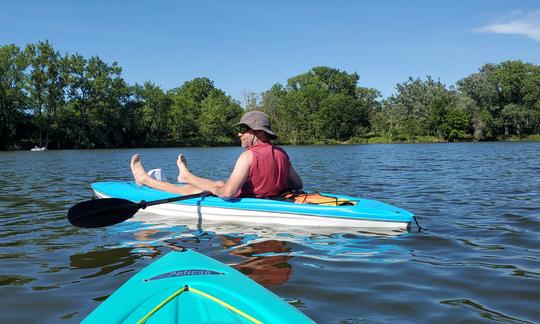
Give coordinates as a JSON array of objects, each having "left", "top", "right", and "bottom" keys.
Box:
[
  {"left": 213, "top": 150, "right": 252, "bottom": 198},
  {"left": 287, "top": 163, "right": 303, "bottom": 190}
]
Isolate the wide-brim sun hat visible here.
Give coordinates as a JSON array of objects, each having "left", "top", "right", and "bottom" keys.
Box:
[{"left": 234, "top": 111, "right": 277, "bottom": 139}]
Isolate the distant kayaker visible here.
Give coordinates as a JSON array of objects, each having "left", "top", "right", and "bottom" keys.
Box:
[{"left": 130, "top": 111, "right": 303, "bottom": 198}]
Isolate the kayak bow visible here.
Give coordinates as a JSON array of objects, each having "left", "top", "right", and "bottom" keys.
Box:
[{"left": 83, "top": 250, "right": 314, "bottom": 323}]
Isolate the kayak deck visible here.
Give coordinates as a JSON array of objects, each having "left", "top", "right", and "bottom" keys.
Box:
[
  {"left": 91, "top": 182, "right": 414, "bottom": 231},
  {"left": 83, "top": 250, "right": 314, "bottom": 323}
]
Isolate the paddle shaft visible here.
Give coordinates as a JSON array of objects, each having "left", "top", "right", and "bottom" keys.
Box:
[{"left": 138, "top": 191, "right": 212, "bottom": 209}]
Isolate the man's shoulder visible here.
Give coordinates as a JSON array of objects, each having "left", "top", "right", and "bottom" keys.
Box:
[
  {"left": 273, "top": 145, "right": 289, "bottom": 157},
  {"left": 249, "top": 142, "right": 289, "bottom": 159},
  {"left": 239, "top": 149, "right": 253, "bottom": 160}
]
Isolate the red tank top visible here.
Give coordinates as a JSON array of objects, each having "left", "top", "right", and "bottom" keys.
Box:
[{"left": 237, "top": 142, "right": 290, "bottom": 198}]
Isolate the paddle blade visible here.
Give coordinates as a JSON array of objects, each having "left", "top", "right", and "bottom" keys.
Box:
[{"left": 68, "top": 198, "right": 141, "bottom": 228}]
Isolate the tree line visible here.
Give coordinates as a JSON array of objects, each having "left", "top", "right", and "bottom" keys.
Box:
[
  {"left": 1, "top": 41, "right": 539, "bottom": 150},
  {"left": 0, "top": 41, "right": 243, "bottom": 150}
]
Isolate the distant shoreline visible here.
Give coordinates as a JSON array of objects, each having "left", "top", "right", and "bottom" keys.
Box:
[
  {"left": 7, "top": 135, "right": 539, "bottom": 151},
  {"left": 337, "top": 134, "right": 540, "bottom": 145}
]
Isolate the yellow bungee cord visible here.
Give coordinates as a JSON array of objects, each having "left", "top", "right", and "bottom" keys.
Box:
[{"left": 137, "top": 285, "right": 262, "bottom": 324}]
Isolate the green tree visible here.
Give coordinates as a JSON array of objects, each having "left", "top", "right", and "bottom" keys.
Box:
[
  {"left": 25, "top": 41, "right": 66, "bottom": 148},
  {"left": 501, "top": 103, "right": 537, "bottom": 137},
  {"left": 286, "top": 66, "right": 360, "bottom": 142},
  {"left": 380, "top": 77, "right": 458, "bottom": 139},
  {"left": 168, "top": 78, "right": 241, "bottom": 146},
  {"left": 0, "top": 44, "right": 29, "bottom": 149},
  {"left": 458, "top": 60, "right": 540, "bottom": 138},
  {"left": 261, "top": 67, "right": 375, "bottom": 144},
  {"left": 167, "top": 78, "right": 214, "bottom": 144},
  {"left": 316, "top": 94, "right": 366, "bottom": 140},
  {"left": 241, "top": 91, "right": 260, "bottom": 111},
  {"left": 64, "top": 54, "right": 129, "bottom": 148},
  {"left": 492, "top": 61, "right": 540, "bottom": 136},
  {"left": 132, "top": 82, "right": 171, "bottom": 145},
  {"left": 199, "top": 89, "right": 243, "bottom": 145},
  {"left": 288, "top": 66, "right": 358, "bottom": 96},
  {"left": 440, "top": 106, "right": 471, "bottom": 141},
  {"left": 260, "top": 84, "right": 290, "bottom": 141}
]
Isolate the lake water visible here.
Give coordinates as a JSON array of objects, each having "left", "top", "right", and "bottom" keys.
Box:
[{"left": 1, "top": 142, "right": 539, "bottom": 323}]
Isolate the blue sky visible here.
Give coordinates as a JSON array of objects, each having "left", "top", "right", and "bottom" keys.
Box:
[{"left": 2, "top": 1, "right": 539, "bottom": 104}]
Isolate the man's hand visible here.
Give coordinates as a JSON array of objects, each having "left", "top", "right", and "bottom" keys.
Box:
[{"left": 211, "top": 181, "right": 226, "bottom": 196}]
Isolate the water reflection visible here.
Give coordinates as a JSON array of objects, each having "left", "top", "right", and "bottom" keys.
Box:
[
  {"left": 69, "top": 248, "right": 139, "bottom": 279},
  {"left": 440, "top": 298, "right": 528, "bottom": 323},
  {"left": 224, "top": 238, "right": 293, "bottom": 287},
  {"left": 102, "top": 217, "right": 414, "bottom": 294}
]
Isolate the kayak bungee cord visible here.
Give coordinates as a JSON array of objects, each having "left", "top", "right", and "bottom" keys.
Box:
[
  {"left": 137, "top": 285, "right": 262, "bottom": 324},
  {"left": 137, "top": 286, "right": 187, "bottom": 324},
  {"left": 188, "top": 287, "right": 262, "bottom": 324},
  {"left": 413, "top": 216, "right": 423, "bottom": 232}
]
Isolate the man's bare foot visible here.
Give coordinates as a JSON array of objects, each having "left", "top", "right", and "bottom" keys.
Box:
[
  {"left": 130, "top": 154, "right": 150, "bottom": 187},
  {"left": 177, "top": 154, "right": 191, "bottom": 183}
]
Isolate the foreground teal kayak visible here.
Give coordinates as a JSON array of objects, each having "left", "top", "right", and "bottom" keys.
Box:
[
  {"left": 92, "top": 182, "right": 414, "bottom": 232},
  {"left": 83, "top": 250, "right": 314, "bottom": 323}
]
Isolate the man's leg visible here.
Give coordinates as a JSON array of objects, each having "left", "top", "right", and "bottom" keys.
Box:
[
  {"left": 177, "top": 154, "right": 223, "bottom": 191},
  {"left": 130, "top": 154, "right": 201, "bottom": 194}
]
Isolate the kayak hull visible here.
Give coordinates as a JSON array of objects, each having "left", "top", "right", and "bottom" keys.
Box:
[
  {"left": 83, "top": 250, "right": 314, "bottom": 323},
  {"left": 92, "top": 182, "right": 413, "bottom": 232}
]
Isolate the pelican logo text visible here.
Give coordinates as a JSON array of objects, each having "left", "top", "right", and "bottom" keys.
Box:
[{"left": 146, "top": 269, "right": 224, "bottom": 281}]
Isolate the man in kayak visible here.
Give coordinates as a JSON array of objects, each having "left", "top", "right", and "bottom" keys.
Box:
[{"left": 130, "top": 111, "right": 303, "bottom": 198}]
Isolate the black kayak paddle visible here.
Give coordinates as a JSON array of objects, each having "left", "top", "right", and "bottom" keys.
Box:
[{"left": 68, "top": 191, "right": 212, "bottom": 228}]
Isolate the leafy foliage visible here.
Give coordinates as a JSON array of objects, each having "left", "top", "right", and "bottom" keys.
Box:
[
  {"left": 0, "top": 44, "right": 29, "bottom": 149},
  {"left": 1, "top": 42, "right": 539, "bottom": 150},
  {"left": 260, "top": 66, "right": 377, "bottom": 144},
  {"left": 0, "top": 43, "right": 243, "bottom": 149},
  {"left": 457, "top": 61, "right": 540, "bottom": 139}
]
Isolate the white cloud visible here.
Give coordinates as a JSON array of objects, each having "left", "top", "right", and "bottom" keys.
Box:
[{"left": 474, "top": 11, "right": 540, "bottom": 41}]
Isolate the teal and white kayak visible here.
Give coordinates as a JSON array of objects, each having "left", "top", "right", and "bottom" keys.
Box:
[
  {"left": 91, "top": 182, "right": 414, "bottom": 232},
  {"left": 83, "top": 249, "right": 314, "bottom": 323}
]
